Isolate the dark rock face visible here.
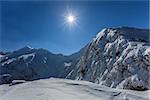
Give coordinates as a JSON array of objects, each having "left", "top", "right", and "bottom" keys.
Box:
[{"left": 0, "top": 74, "right": 13, "bottom": 84}]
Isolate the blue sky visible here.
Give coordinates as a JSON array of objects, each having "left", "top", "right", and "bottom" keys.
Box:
[{"left": 1, "top": 1, "right": 149, "bottom": 55}]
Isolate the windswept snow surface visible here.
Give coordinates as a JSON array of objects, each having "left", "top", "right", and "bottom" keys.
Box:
[{"left": 0, "top": 78, "right": 149, "bottom": 100}]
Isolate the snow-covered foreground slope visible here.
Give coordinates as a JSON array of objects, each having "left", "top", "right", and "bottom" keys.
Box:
[{"left": 0, "top": 78, "right": 149, "bottom": 100}]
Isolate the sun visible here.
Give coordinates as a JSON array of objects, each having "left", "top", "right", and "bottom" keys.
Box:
[
  {"left": 62, "top": 7, "right": 78, "bottom": 30},
  {"left": 67, "top": 14, "right": 75, "bottom": 23}
]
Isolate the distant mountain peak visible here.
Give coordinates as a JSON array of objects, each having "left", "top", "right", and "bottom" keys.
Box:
[
  {"left": 23, "top": 46, "right": 33, "bottom": 50},
  {"left": 17, "top": 46, "right": 33, "bottom": 52}
]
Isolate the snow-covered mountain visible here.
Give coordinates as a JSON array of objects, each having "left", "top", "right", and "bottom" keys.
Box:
[
  {"left": 0, "top": 26, "right": 149, "bottom": 91},
  {"left": 0, "top": 78, "right": 149, "bottom": 100},
  {"left": 66, "top": 27, "right": 150, "bottom": 91},
  {"left": 0, "top": 46, "right": 85, "bottom": 83}
]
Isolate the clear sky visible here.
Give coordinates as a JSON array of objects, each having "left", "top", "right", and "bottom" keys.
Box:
[{"left": 1, "top": 1, "right": 149, "bottom": 55}]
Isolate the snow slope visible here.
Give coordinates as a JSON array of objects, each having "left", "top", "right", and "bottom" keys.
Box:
[{"left": 0, "top": 78, "right": 149, "bottom": 100}]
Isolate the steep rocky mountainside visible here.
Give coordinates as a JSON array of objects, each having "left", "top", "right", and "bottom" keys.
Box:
[
  {"left": 0, "top": 46, "right": 85, "bottom": 83},
  {"left": 67, "top": 27, "right": 150, "bottom": 90}
]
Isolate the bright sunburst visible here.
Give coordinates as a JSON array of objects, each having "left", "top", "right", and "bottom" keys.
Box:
[{"left": 62, "top": 7, "right": 78, "bottom": 30}]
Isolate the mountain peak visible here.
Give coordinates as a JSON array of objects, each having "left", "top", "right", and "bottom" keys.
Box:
[
  {"left": 19, "top": 46, "right": 33, "bottom": 51},
  {"left": 12, "top": 46, "right": 34, "bottom": 54},
  {"left": 95, "top": 27, "right": 149, "bottom": 43},
  {"left": 23, "top": 46, "right": 33, "bottom": 50}
]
